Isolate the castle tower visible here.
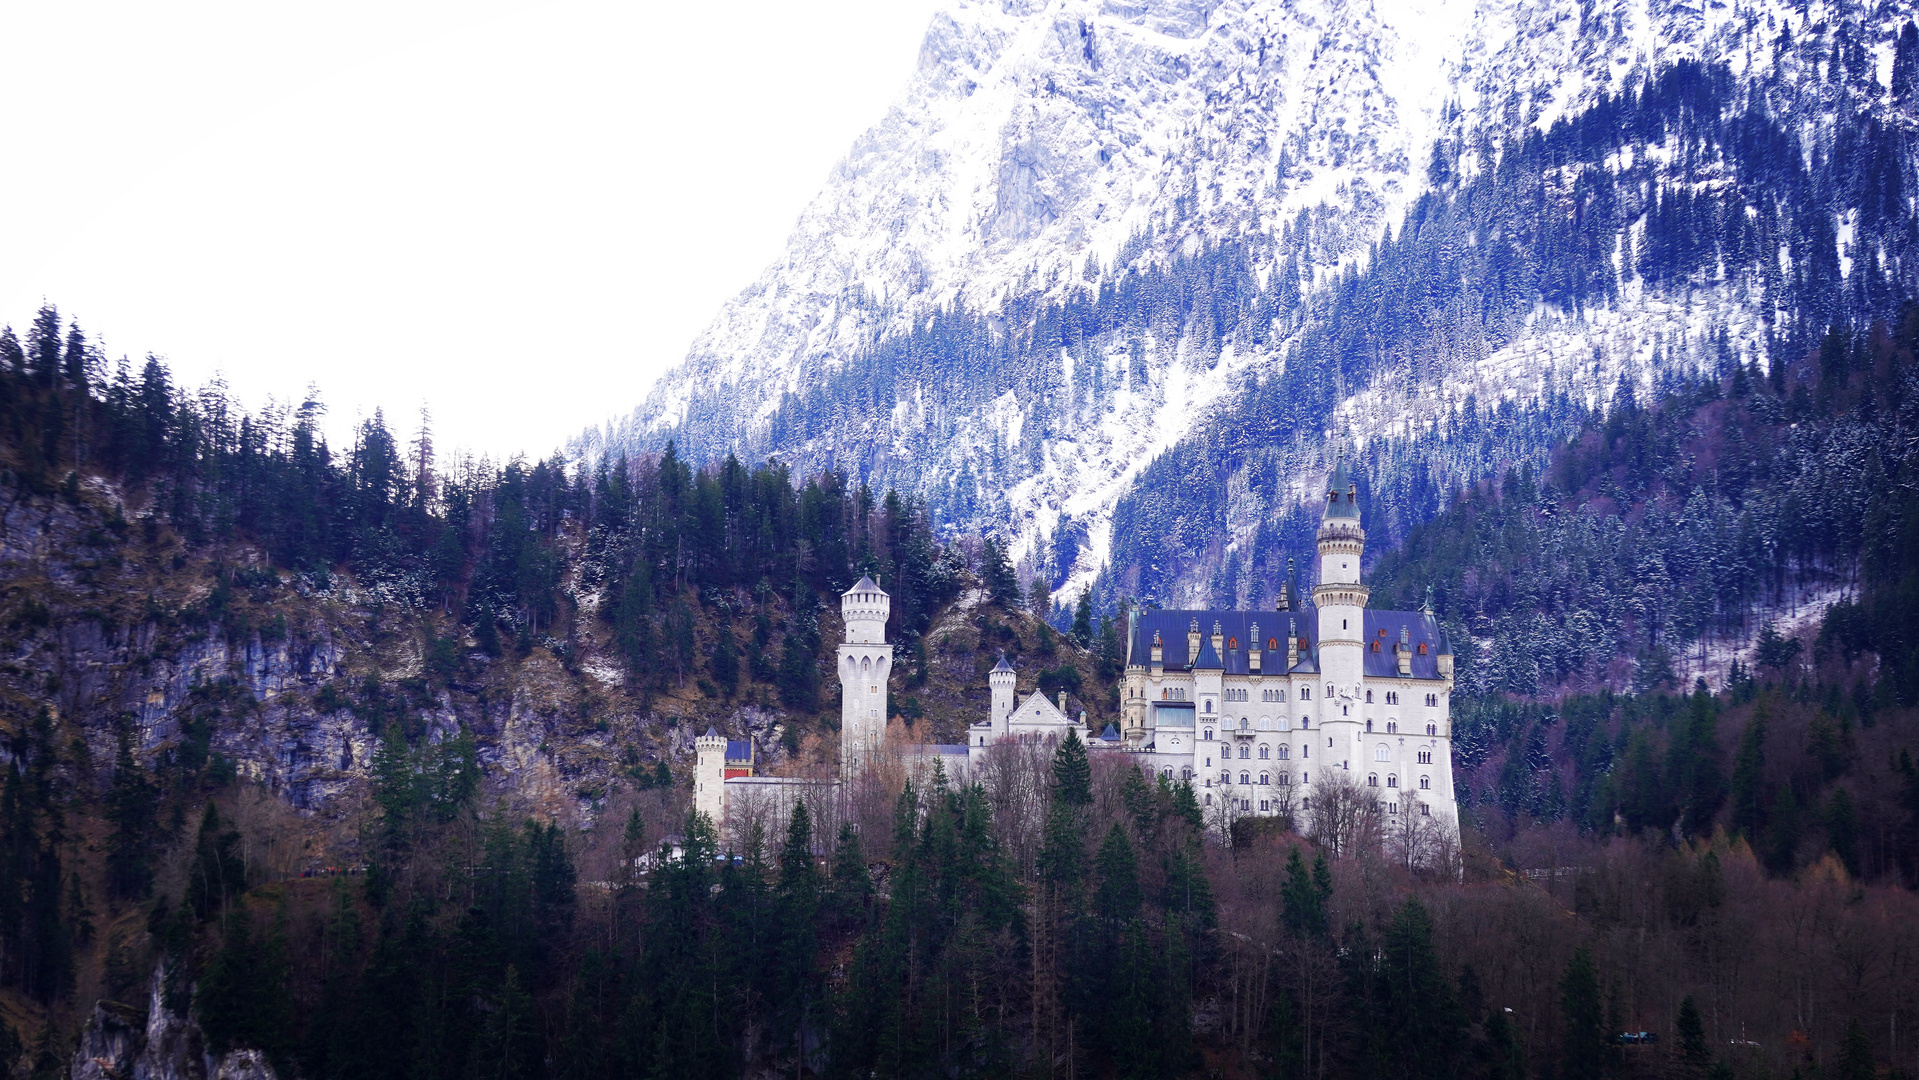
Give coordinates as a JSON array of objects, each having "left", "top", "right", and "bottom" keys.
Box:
[
  {"left": 989, "top": 652, "right": 1016, "bottom": 733},
  {"left": 694, "top": 727, "right": 727, "bottom": 824},
  {"left": 1313, "top": 450, "right": 1369, "bottom": 772},
  {"left": 838, "top": 575, "right": 893, "bottom": 782}
]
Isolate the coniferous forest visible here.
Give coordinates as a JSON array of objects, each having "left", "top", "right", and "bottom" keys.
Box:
[{"left": 0, "top": 297, "right": 1915, "bottom": 1080}]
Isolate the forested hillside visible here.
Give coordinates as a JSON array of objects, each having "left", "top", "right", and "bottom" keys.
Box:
[{"left": 0, "top": 305, "right": 1915, "bottom": 1080}]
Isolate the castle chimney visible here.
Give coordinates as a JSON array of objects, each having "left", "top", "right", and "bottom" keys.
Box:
[
  {"left": 1249, "top": 621, "right": 1262, "bottom": 672},
  {"left": 1187, "top": 618, "right": 1200, "bottom": 663}
]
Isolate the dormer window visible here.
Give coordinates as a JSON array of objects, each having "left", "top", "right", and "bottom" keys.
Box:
[{"left": 1228, "top": 637, "right": 1238, "bottom": 649}]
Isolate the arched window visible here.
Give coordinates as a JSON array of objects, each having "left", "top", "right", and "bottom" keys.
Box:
[
  {"left": 1417, "top": 750, "right": 1432, "bottom": 764},
  {"left": 1420, "top": 775, "right": 1430, "bottom": 790},
  {"left": 1240, "top": 717, "right": 1250, "bottom": 730},
  {"left": 1388, "top": 802, "right": 1399, "bottom": 815},
  {"left": 1238, "top": 745, "right": 1249, "bottom": 760},
  {"left": 1300, "top": 717, "right": 1310, "bottom": 729},
  {"left": 1203, "top": 728, "right": 1212, "bottom": 741},
  {"left": 1300, "top": 687, "right": 1311, "bottom": 701},
  {"left": 1386, "top": 721, "right": 1397, "bottom": 734},
  {"left": 1240, "top": 772, "right": 1250, "bottom": 785},
  {"left": 1420, "top": 803, "right": 1431, "bottom": 816},
  {"left": 1366, "top": 690, "right": 1373, "bottom": 703},
  {"left": 1204, "top": 700, "right": 1212, "bottom": 713},
  {"left": 1278, "top": 772, "right": 1290, "bottom": 786},
  {"left": 1367, "top": 774, "right": 1379, "bottom": 787},
  {"left": 1277, "top": 745, "right": 1290, "bottom": 760},
  {"left": 1302, "top": 797, "right": 1312, "bottom": 810},
  {"left": 1163, "top": 767, "right": 1174, "bottom": 779},
  {"left": 1366, "top": 719, "right": 1373, "bottom": 732},
  {"left": 1375, "top": 745, "right": 1390, "bottom": 762},
  {"left": 1220, "top": 771, "right": 1231, "bottom": 785},
  {"left": 1326, "top": 683, "right": 1334, "bottom": 696},
  {"left": 1387, "top": 774, "right": 1398, "bottom": 788},
  {"left": 1427, "top": 723, "right": 1437, "bottom": 735},
  {"left": 1259, "top": 772, "right": 1269, "bottom": 785}
]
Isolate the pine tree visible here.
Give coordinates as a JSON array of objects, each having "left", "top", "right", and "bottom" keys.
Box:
[
  {"left": 1071, "top": 590, "right": 1094, "bottom": 647},
  {"left": 1675, "top": 997, "right": 1712, "bottom": 1080},
  {"left": 1052, "top": 727, "right": 1091, "bottom": 806},
  {"left": 1560, "top": 949, "right": 1606, "bottom": 1080}
]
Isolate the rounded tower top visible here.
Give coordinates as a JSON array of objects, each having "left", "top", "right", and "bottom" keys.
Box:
[{"left": 842, "top": 574, "right": 891, "bottom": 644}]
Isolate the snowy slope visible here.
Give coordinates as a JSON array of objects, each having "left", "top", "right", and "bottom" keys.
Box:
[{"left": 585, "top": 0, "right": 1913, "bottom": 600}]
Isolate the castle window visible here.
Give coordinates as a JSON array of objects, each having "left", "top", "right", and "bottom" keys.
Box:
[
  {"left": 1302, "top": 774, "right": 1309, "bottom": 787},
  {"left": 1205, "top": 700, "right": 1213, "bottom": 713},
  {"left": 1418, "top": 750, "right": 1432, "bottom": 764},
  {"left": 1228, "top": 637, "right": 1238, "bottom": 649},
  {"left": 1375, "top": 745, "right": 1390, "bottom": 762},
  {"left": 1387, "top": 721, "right": 1396, "bottom": 734},
  {"left": 1420, "top": 775, "right": 1430, "bottom": 789},
  {"left": 1387, "top": 774, "right": 1398, "bottom": 788},
  {"left": 1367, "top": 774, "right": 1378, "bottom": 787},
  {"left": 1300, "top": 687, "right": 1311, "bottom": 701},
  {"left": 1326, "top": 684, "right": 1334, "bottom": 696},
  {"left": 1205, "top": 794, "right": 1213, "bottom": 805},
  {"left": 1238, "top": 746, "right": 1249, "bottom": 760},
  {"left": 1240, "top": 717, "right": 1249, "bottom": 730},
  {"left": 1259, "top": 773, "right": 1269, "bottom": 785},
  {"left": 1366, "top": 690, "right": 1373, "bottom": 703},
  {"left": 1278, "top": 772, "right": 1290, "bottom": 786},
  {"left": 1421, "top": 803, "right": 1431, "bottom": 816},
  {"left": 1260, "top": 800, "right": 1269, "bottom": 812},
  {"left": 1301, "top": 745, "right": 1308, "bottom": 758},
  {"left": 1300, "top": 717, "right": 1310, "bottom": 729},
  {"left": 1277, "top": 745, "right": 1290, "bottom": 760},
  {"left": 1389, "top": 802, "right": 1398, "bottom": 815},
  {"left": 1302, "top": 797, "right": 1311, "bottom": 809},
  {"left": 1240, "top": 772, "right": 1250, "bottom": 785},
  {"left": 1203, "top": 728, "right": 1212, "bottom": 741},
  {"left": 1268, "top": 637, "right": 1278, "bottom": 650},
  {"left": 1366, "top": 719, "right": 1373, "bottom": 732},
  {"left": 1259, "top": 745, "right": 1269, "bottom": 759},
  {"left": 1418, "top": 642, "right": 1428, "bottom": 655},
  {"left": 1163, "top": 767, "right": 1174, "bottom": 779},
  {"left": 1181, "top": 768, "right": 1191, "bottom": 781}
]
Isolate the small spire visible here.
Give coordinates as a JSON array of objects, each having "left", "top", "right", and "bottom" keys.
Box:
[
  {"left": 1422, "top": 584, "right": 1435, "bottom": 614},
  {"left": 992, "top": 651, "right": 1015, "bottom": 674},
  {"left": 1323, "top": 448, "right": 1360, "bottom": 520}
]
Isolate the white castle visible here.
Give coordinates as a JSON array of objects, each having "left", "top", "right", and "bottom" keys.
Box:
[{"left": 696, "top": 455, "right": 1460, "bottom": 846}]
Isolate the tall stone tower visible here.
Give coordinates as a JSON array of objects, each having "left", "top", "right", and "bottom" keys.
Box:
[
  {"left": 838, "top": 575, "right": 893, "bottom": 781},
  {"left": 1313, "top": 450, "right": 1369, "bottom": 773},
  {"left": 694, "top": 727, "right": 727, "bottom": 825},
  {"left": 989, "top": 653, "right": 1016, "bottom": 733}
]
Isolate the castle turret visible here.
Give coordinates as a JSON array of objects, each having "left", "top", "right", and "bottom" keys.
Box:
[
  {"left": 990, "top": 652, "right": 1017, "bottom": 733},
  {"left": 1313, "top": 449, "right": 1369, "bottom": 771},
  {"left": 838, "top": 575, "right": 894, "bottom": 781},
  {"left": 695, "top": 727, "right": 727, "bottom": 825}
]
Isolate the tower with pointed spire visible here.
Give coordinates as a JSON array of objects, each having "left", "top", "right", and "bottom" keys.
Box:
[
  {"left": 838, "top": 575, "right": 893, "bottom": 782},
  {"left": 1314, "top": 448, "right": 1370, "bottom": 774}
]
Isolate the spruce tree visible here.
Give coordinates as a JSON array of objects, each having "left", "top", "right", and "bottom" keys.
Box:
[{"left": 1560, "top": 949, "right": 1606, "bottom": 1080}]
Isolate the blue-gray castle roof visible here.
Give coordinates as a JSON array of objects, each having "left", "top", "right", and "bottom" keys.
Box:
[{"left": 1128, "top": 608, "right": 1451, "bottom": 679}]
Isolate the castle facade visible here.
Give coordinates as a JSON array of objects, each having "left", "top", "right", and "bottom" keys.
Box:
[{"left": 695, "top": 455, "right": 1459, "bottom": 846}]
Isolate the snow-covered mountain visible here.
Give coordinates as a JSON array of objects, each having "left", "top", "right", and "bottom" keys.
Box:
[{"left": 582, "top": 0, "right": 1919, "bottom": 607}]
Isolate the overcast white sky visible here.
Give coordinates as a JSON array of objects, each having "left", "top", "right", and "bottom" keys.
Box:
[{"left": 0, "top": 0, "right": 937, "bottom": 463}]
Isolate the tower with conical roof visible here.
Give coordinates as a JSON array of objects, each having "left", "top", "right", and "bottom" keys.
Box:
[
  {"left": 838, "top": 575, "right": 893, "bottom": 781},
  {"left": 989, "top": 652, "right": 1017, "bottom": 733},
  {"left": 1314, "top": 448, "right": 1369, "bottom": 773}
]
